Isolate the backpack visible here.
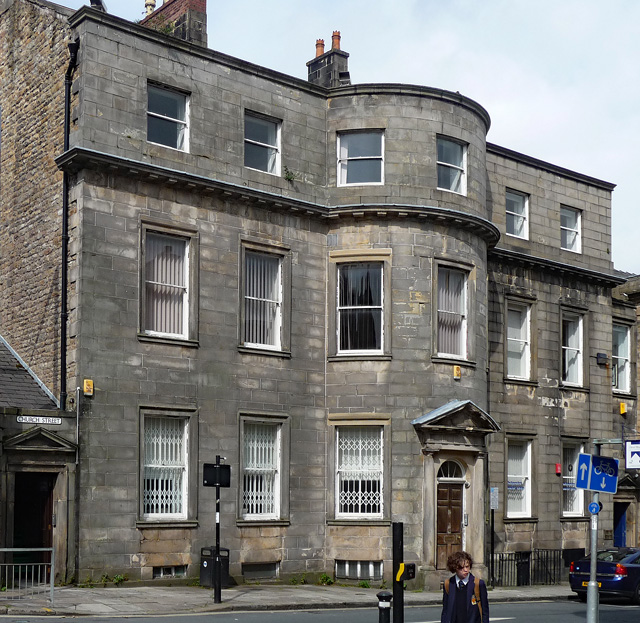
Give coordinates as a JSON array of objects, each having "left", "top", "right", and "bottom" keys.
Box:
[{"left": 444, "top": 577, "right": 483, "bottom": 621}]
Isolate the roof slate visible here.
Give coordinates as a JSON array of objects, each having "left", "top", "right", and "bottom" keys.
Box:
[{"left": 0, "top": 340, "right": 58, "bottom": 409}]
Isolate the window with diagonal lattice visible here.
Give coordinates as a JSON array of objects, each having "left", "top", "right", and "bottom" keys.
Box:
[
  {"left": 143, "top": 416, "right": 188, "bottom": 518},
  {"left": 242, "top": 421, "right": 281, "bottom": 519},
  {"left": 336, "top": 426, "right": 383, "bottom": 518}
]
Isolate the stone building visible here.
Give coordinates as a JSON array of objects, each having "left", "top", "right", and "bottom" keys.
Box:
[{"left": 0, "top": 0, "right": 637, "bottom": 587}]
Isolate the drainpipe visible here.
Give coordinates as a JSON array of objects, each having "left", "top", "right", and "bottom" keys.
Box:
[{"left": 60, "top": 39, "right": 80, "bottom": 411}]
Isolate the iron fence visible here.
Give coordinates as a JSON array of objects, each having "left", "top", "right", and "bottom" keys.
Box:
[
  {"left": 0, "top": 548, "right": 54, "bottom": 605},
  {"left": 492, "top": 549, "right": 563, "bottom": 587}
]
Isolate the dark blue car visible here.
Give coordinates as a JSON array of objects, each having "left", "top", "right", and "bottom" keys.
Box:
[{"left": 569, "top": 548, "right": 640, "bottom": 603}]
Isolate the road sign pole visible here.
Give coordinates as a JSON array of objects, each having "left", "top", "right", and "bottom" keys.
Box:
[
  {"left": 586, "top": 445, "right": 601, "bottom": 623},
  {"left": 214, "top": 455, "right": 222, "bottom": 604},
  {"left": 587, "top": 491, "right": 599, "bottom": 623}
]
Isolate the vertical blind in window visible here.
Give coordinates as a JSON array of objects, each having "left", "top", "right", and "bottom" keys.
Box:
[
  {"left": 507, "top": 441, "right": 529, "bottom": 516},
  {"left": 244, "top": 251, "right": 282, "bottom": 348},
  {"left": 143, "top": 416, "right": 186, "bottom": 516},
  {"left": 437, "top": 268, "right": 466, "bottom": 357},
  {"left": 338, "top": 262, "right": 382, "bottom": 352},
  {"left": 242, "top": 422, "right": 280, "bottom": 518},
  {"left": 145, "top": 233, "right": 188, "bottom": 337},
  {"left": 337, "top": 426, "right": 383, "bottom": 517}
]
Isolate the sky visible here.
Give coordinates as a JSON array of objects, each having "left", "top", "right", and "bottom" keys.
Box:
[{"left": 63, "top": 0, "right": 640, "bottom": 274}]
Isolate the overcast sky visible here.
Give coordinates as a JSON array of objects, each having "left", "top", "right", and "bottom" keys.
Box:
[{"left": 65, "top": 0, "right": 640, "bottom": 274}]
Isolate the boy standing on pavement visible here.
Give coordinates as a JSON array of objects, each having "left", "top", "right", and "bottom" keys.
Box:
[{"left": 441, "top": 551, "right": 489, "bottom": 623}]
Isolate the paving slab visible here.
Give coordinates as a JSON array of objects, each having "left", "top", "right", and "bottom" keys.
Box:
[{"left": 0, "top": 583, "right": 576, "bottom": 616}]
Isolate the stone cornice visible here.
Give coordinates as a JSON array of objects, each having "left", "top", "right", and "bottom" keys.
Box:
[
  {"left": 490, "top": 247, "right": 626, "bottom": 287},
  {"left": 55, "top": 147, "right": 501, "bottom": 245}
]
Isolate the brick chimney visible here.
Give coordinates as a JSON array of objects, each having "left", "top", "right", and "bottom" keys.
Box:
[
  {"left": 140, "top": 0, "right": 207, "bottom": 47},
  {"left": 307, "top": 30, "right": 350, "bottom": 88}
]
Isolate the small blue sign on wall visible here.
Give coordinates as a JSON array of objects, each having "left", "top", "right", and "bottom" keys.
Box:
[{"left": 576, "top": 453, "right": 618, "bottom": 494}]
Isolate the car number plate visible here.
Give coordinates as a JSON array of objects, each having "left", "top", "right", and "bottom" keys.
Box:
[{"left": 581, "top": 581, "right": 601, "bottom": 587}]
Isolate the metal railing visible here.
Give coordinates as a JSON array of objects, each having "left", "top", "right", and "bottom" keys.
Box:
[
  {"left": 493, "top": 549, "right": 563, "bottom": 587},
  {"left": 0, "top": 548, "right": 54, "bottom": 605}
]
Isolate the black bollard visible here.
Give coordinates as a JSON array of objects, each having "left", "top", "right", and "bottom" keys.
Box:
[{"left": 377, "top": 590, "right": 392, "bottom": 623}]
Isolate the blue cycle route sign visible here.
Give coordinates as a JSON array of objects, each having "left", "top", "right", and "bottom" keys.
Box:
[{"left": 576, "top": 453, "right": 619, "bottom": 494}]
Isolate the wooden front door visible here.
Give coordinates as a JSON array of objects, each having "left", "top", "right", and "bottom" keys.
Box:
[
  {"left": 436, "top": 482, "right": 463, "bottom": 569},
  {"left": 14, "top": 472, "right": 56, "bottom": 563}
]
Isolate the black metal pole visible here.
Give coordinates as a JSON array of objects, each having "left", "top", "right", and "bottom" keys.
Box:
[
  {"left": 392, "top": 522, "right": 403, "bottom": 623},
  {"left": 214, "top": 454, "right": 222, "bottom": 604}
]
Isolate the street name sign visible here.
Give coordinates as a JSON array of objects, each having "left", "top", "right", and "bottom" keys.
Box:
[{"left": 576, "top": 453, "right": 618, "bottom": 494}]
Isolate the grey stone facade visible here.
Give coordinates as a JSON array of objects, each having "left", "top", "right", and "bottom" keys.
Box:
[{"left": 1, "top": 0, "right": 638, "bottom": 589}]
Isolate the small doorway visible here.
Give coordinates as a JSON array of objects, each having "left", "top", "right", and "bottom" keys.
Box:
[
  {"left": 436, "top": 461, "right": 465, "bottom": 569},
  {"left": 14, "top": 472, "right": 56, "bottom": 563},
  {"left": 614, "top": 502, "right": 629, "bottom": 547}
]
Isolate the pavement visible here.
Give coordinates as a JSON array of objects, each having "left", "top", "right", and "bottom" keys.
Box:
[{"left": 0, "top": 582, "right": 577, "bottom": 616}]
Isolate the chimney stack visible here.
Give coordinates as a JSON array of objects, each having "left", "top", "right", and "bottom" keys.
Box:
[
  {"left": 140, "top": 0, "right": 208, "bottom": 47},
  {"left": 307, "top": 31, "right": 350, "bottom": 88}
]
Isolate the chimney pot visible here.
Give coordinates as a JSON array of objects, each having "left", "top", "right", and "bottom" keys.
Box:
[
  {"left": 145, "top": 0, "right": 156, "bottom": 15},
  {"left": 315, "top": 39, "right": 325, "bottom": 57},
  {"left": 332, "top": 30, "right": 341, "bottom": 50}
]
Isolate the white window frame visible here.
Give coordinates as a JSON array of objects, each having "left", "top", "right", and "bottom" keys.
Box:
[
  {"left": 147, "top": 84, "right": 189, "bottom": 151},
  {"left": 506, "top": 189, "right": 529, "bottom": 239},
  {"left": 337, "top": 262, "right": 384, "bottom": 355},
  {"left": 243, "top": 250, "right": 283, "bottom": 350},
  {"left": 335, "top": 425, "right": 384, "bottom": 519},
  {"left": 506, "top": 302, "right": 531, "bottom": 380},
  {"left": 612, "top": 323, "right": 631, "bottom": 393},
  {"left": 437, "top": 136, "right": 467, "bottom": 195},
  {"left": 562, "top": 443, "right": 584, "bottom": 517},
  {"left": 437, "top": 267, "right": 468, "bottom": 359},
  {"left": 143, "top": 231, "right": 190, "bottom": 340},
  {"left": 507, "top": 439, "right": 531, "bottom": 518},
  {"left": 244, "top": 112, "right": 281, "bottom": 175},
  {"left": 561, "top": 206, "right": 581, "bottom": 253},
  {"left": 241, "top": 420, "right": 282, "bottom": 520},
  {"left": 562, "top": 312, "right": 583, "bottom": 386},
  {"left": 337, "top": 131, "right": 384, "bottom": 186},
  {"left": 142, "top": 415, "right": 188, "bottom": 520}
]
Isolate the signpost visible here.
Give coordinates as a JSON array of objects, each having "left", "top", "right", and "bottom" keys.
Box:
[
  {"left": 576, "top": 448, "right": 620, "bottom": 623},
  {"left": 203, "top": 457, "right": 231, "bottom": 604},
  {"left": 576, "top": 453, "right": 619, "bottom": 494}
]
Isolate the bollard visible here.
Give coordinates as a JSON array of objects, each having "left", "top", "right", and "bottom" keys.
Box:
[{"left": 377, "top": 590, "right": 392, "bottom": 623}]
